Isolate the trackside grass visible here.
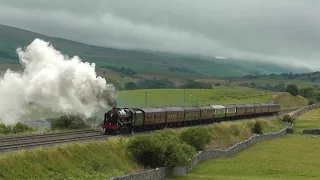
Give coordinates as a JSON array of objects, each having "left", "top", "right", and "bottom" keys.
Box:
[
  {"left": 0, "top": 114, "right": 287, "bottom": 180},
  {"left": 174, "top": 116, "right": 287, "bottom": 150},
  {"left": 0, "top": 138, "right": 142, "bottom": 180},
  {"left": 167, "top": 135, "right": 320, "bottom": 180}
]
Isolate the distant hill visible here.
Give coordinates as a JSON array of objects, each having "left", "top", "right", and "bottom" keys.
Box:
[{"left": 0, "top": 24, "right": 312, "bottom": 78}]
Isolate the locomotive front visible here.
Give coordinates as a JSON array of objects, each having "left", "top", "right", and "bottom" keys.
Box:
[
  {"left": 101, "top": 108, "right": 133, "bottom": 135},
  {"left": 101, "top": 108, "right": 120, "bottom": 134}
]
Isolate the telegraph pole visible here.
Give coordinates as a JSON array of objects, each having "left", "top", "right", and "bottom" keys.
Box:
[
  {"left": 145, "top": 92, "right": 148, "bottom": 108},
  {"left": 184, "top": 89, "right": 186, "bottom": 106}
]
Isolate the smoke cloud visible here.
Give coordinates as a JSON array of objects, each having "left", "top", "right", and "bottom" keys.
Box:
[{"left": 0, "top": 38, "right": 116, "bottom": 124}]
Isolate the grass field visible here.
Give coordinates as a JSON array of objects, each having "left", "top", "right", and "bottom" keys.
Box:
[
  {"left": 273, "top": 92, "right": 308, "bottom": 110},
  {"left": 115, "top": 87, "right": 273, "bottom": 108},
  {"left": 243, "top": 77, "right": 318, "bottom": 89},
  {"left": 294, "top": 107, "right": 320, "bottom": 133},
  {"left": 167, "top": 134, "right": 320, "bottom": 180}
]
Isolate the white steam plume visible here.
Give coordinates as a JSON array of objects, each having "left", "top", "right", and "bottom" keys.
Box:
[{"left": 0, "top": 38, "right": 116, "bottom": 124}]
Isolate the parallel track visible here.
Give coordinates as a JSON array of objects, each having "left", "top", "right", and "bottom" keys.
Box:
[
  {"left": 0, "top": 130, "right": 107, "bottom": 154},
  {"left": 0, "top": 109, "right": 296, "bottom": 154}
]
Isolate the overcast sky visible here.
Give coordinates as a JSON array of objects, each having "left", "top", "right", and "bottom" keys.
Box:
[{"left": 0, "top": 0, "right": 319, "bottom": 70}]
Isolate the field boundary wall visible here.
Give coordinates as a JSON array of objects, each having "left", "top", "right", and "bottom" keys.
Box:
[
  {"left": 108, "top": 102, "right": 320, "bottom": 180},
  {"left": 302, "top": 129, "right": 320, "bottom": 135}
]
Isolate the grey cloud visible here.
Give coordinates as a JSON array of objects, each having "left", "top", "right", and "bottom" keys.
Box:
[{"left": 0, "top": 0, "right": 319, "bottom": 71}]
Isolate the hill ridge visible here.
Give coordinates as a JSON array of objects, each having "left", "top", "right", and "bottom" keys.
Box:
[{"left": 0, "top": 24, "right": 312, "bottom": 78}]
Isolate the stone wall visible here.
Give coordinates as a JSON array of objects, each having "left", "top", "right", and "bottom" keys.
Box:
[
  {"left": 108, "top": 103, "right": 320, "bottom": 180},
  {"left": 291, "top": 102, "right": 320, "bottom": 119},
  {"left": 302, "top": 129, "right": 320, "bottom": 135}
]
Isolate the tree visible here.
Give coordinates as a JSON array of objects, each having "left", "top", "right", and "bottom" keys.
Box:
[
  {"left": 316, "top": 94, "right": 320, "bottom": 102},
  {"left": 125, "top": 82, "right": 137, "bottom": 90},
  {"left": 250, "top": 82, "right": 256, "bottom": 88},
  {"left": 286, "top": 84, "right": 299, "bottom": 96},
  {"left": 299, "top": 87, "right": 314, "bottom": 99},
  {"left": 105, "top": 78, "right": 123, "bottom": 90}
]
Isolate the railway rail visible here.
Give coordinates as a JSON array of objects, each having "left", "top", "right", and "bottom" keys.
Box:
[
  {"left": 0, "top": 129, "right": 107, "bottom": 154},
  {"left": 0, "top": 109, "right": 297, "bottom": 154}
]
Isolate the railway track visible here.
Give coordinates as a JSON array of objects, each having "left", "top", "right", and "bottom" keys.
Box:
[
  {"left": 0, "top": 129, "right": 108, "bottom": 154},
  {"left": 0, "top": 109, "right": 297, "bottom": 154}
]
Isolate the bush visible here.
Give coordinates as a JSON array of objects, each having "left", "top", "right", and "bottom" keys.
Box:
[
  {"left": 0, "top": 123, "right": 12, "bottom": 134},
  {"left": 282, "top": 114, "right": 294, "bottom": 123},
  {"left": 163, "top": 142, "right": 195, "bottom": 167},
  {"left": 12, "top": 122, "right": 34, "bottom": 134},
  {"left": 50, "top": 115, "right": 89, "bottom": 130},
  {"left": 126, "top": 134, "right": 165, "bottom": 168},
  {"left": 251, "top": 121, "right": 263, "bottom": 134},
  {"left": 308, "top": 99, "right": 317, "bottom": 105},
  {"left": 179, "top": 127, "right": 213, "bottom": 151},
  {"left": 0, "top": 122, "right": 35, "bottom": 134},
  {"left": 126, "top": 129, "right": 195, "bottom": 168}
]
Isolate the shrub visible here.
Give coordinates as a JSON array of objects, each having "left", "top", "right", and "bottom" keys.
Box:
[
  {"left": 163, "top": 142, "right": 195, "bottom": 167},
  {"left": 126, "top": 129, "right": 196, "bottom": 168},
  {"left": 230, "top": 125, "right": 240, "bottom": 136},
  {"left": 50, "top": 115, "right": 89, "bottom": 130},
  {"left": 126, "top": 134, "right": 165, "bottom": 168},
  {"left": 12, "top": 122, "right": 34, "bottom": 134},
  {"left": 282, "top": 114, "right": 294, "bottom": 123},
  {"left": 251, "top": 121, "right": 263, "bottom": 134},
  {"left": 308, "top": 99, "right": 317, "bottom": 105},
  {"left": 0, "top": 122, "right": 35, "bottom": 134},
  {"left": 0, "top": 123, "right": 12, "bottom": 134},
  {"left": 179, "top": 127, "right": 213, "bottom": 151}
]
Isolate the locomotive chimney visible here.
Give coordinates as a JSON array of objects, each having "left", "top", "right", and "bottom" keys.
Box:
[{"left": 112, "top": 99, "right": 117, "bottom": 109}]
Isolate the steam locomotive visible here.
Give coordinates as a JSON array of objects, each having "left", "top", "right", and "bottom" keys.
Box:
[{"left": 101, "top": 103, "right": 281, "bottom": 135}]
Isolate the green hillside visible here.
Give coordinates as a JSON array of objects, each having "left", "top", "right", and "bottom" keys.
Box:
[
  {"left": 0, "top": 24, "right": 311, "bottom": 78},
  {"left": 273, "top": 92, "right": 308, "bottom": 110}
]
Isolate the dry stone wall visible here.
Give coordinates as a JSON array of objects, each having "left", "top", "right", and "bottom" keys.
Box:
[
  {"left": 108, "top": 103, "right": 320, "bottom": 180},
  {"left": 302, "top": 129, "right": 320, "bottom": 135},
  {"left": 291, "top": 102, "right": 320, "bottom": 119}
]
